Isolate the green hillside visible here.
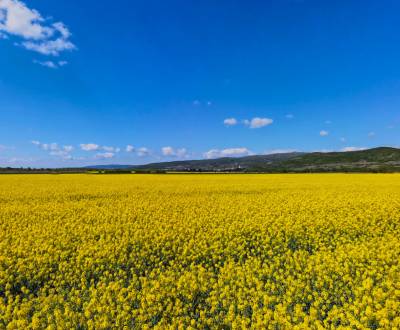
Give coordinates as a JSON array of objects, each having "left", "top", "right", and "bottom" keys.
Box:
[{"left": 131, "top": 147, "right": 400, "bottom": 173}]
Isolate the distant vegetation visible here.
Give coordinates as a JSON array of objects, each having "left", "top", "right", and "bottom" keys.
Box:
[
  {"left": 0, "top": 167, "right": 87, "bottom": 174},
  {"left": 93, "top": 147, "right": 400, "bottom": 173},
  {"left": 2, "top": 147, "right": 400, "bottom": 174}
]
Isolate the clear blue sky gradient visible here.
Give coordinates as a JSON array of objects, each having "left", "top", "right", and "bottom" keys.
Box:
[{"left": 1, "top": 0, "right": 400, "bottom": 167}]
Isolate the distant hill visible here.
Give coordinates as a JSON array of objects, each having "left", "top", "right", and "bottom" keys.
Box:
[
  {"left": 278, "top": 147, "right": 400, "bottom": 172},
  {"left": 129, "top": 152, "right": 304, "bottom": 171},
  {"left": 3, "top": 147, "right": 400, "bottom": 174},
  {"left": 85, "top": 147, "right": 400, "bottom": 173}
]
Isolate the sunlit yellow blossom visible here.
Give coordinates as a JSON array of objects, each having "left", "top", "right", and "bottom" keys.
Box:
[{"left": 0, "top": 173, "right": 399, "bottom": 328}]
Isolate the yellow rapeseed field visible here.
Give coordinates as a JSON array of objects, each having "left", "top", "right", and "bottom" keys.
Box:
[{"left": 0, "top": 174, "right": 399, "bottom": 329}]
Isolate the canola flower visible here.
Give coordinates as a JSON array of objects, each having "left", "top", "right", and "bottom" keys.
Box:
[{"left": 0, "top": 173, "right": 399, "bottom": 329}]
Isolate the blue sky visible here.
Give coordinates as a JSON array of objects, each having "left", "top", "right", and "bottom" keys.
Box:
[{"left": 1, "top": 0, "right": 400, "bottom": 167}]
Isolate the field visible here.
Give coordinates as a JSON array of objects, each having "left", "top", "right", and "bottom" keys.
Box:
[{"left": 0, "top": 174, "right": 399, "bottom": 329}]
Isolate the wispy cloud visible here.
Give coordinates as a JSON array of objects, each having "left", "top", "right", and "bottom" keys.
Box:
[
  {"left": 126, "top": 145, "right": 135, "bottom": 152},
  {"left": 33, "top": 59, "right": 68, "bottom": 69},
  {"left": 161, "top": 146, "right": 188, "bottom": 158},
  {"left": 80, "top": 143, "right": 120, "bottom": 153},
  {"left": 341, "top": 146, "right": 366, "bottom": 152},
  {"left": 31, "top": 141, "right": 59, "bottom": 151},
  {"left": 223, "top": 118, "right": 237, "bottom": 126},
  {"left": 264, "top": 148, "right": 297, "bottom": 155},
  {"left": 224, "top": 117, "right": 273, "bottom": 129},
  {"left": 31, "top": 140, "right": 74, "bottom": 159},
  {"left": 243, "top": 117, "right": 273, "bottom": 129},
  {"left": 161, "top": 146, "right": 174, "bottom": 156},
  {"left": 102, "top": 146, "right": 120, "bottom": 153},
  {"left": 33, "top": 60, "right": 57, "bottom": 68},
  {"left": 125, "top": 145, "right": 151, "bottom": 157},
  {"left": 49, "top": 150, "right": 68, "bottom": 157},
  {"left": 1, "top": 156, "right": 34, "bottom": 164},
  {"left": 95, "top": 152, "right": 114, "bottom": 159},
  {"left": 137, "top": 147, "right": 150, "bottom": 157},
  {"left": 0, "top": 0, "right": 75, "bottom": 61},
  {"left": 22, "top": 35, "right": 75, "bottom": 56},
  {"left": 203, "top": 147, "right": 252, "bottom": 159},
  {"left": 319, "top": 130, "right": 329, "bottom": 136},
  {"left": 192, "top": 100, "right": 212, "bottom": 107},
  {"left": 80, "top": 143, "right": 100, "bottom": 151},
  {"left": 368, "top": 132, "right": 376, "bottom": 138}
]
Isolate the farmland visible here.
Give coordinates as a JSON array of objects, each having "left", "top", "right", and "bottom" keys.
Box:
[{"left": 0, "top": 174, "right": 399, "bottom": 329}]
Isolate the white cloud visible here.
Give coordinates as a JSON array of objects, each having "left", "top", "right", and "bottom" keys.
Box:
[
  {"left": 137, "top": 147, "right": 150, "bottom": 157},
  {"left": 49, "top": 143, "right": 59, "bottom": 151},
  {"left": 126, "top": 145, "right": 135, "bottom": 152},
  {"left": 34, "top": 142, "right": 58, "bottom": 151},
  {"left": 53, "top": 22, "right": 70, "bottom": 39},
  {"left": 80, "top": 143, "right": 99, "bottom": 151},
  {"left": 49, "top": 150, "right": 67, "bottom": 157},
  {"left": 264, "top": 149, "right": 297, "bottom": 155},
  {"left": 161, "top": 146, "right": 187, "bottom": 158},
  {"left": 221, "top": 148, "right": 251, "bottom": 157},
  {"left": 203, "top": 147, "right": 252, "bottom": 159},
  {"left": 100, "top": 146, "right": 120, "bottom": 153},
  {"left": 31, "top": 140, "right": 74, "bottom": 159},
  {"left": 341, "top": 147, "right": 366, "bottom": 152},
  {"left": 314, "top": 149, "right": 333, "bottom": 153},
  {"left": 319, "top": 130, "right": 329, "bottom": 136},
  {"left": 80, "top": 144, "right": 120, "bottom": 153},
  {"left": 203, "top": 149, "right": 220, "bottom": 159},
  {"left": 368, "top": 132, "right": 375, "bottom": 138},
  {"left": 102, "top": 146, "right": 115, "bottom": 152},
  {"left": 223, "top": 118, "right": 237, "bottom": 126},
  {"left": 3, "top": 156, "right": 34, "bottom": 164},
  {"left": 285, "top": 114, "right": 294, "bottom": 119},
  {"left": 95, "top": 152, "right": 114, "bottom": 159},
  {"left": 244, "top": 117, "right": 273, "bottom": 129},
  {"left": 161, "top": 146, "right": 174, "bottom": 156},
  {"left": 0, "top": 0, "right": 52, "bottom": 39},
  {"left": 176, "top": 148, "right": 188, "bottom": 158},
  {"left": 33, "top": 59, "right": 56, "bottom": 68},
  {"left": 0, "top": 0, "right": 76, "bottom": 57},
  {"left": 22, "top": 37, "right": 75, "bottom": 56},
  {"left": 33, "top": 59, "right": 68, "bottom": 68}
]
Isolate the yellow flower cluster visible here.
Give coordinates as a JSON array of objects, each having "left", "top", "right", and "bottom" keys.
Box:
[{"left": 0, "top": 174, "right": 399, "bottom": 329}]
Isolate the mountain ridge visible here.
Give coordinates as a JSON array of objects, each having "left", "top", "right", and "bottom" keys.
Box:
[{"left": 85, "top": 147, "right": 400, "bottom": 172}]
